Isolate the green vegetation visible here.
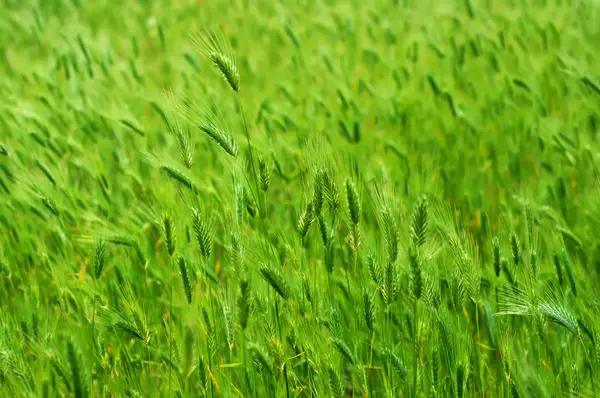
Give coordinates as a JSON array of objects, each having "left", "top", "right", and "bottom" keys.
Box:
[{"left": 1, "top": 0, "right": 600, "bottom": 396}]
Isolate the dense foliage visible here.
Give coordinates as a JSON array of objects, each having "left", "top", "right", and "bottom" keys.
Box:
[{"left": 1, "top": 0, "right": 600, "bottom": 397}]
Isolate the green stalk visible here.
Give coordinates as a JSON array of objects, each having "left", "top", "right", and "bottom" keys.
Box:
[
  {"left": 355, "top": 248, "right": 363, "bottom": 330},
  {"left": 368, "top": 330, "right": 375, "bottom": 398},
  {"left": 236, "top": 95, "right": 261, "bottom": 216},
  {"left": 327, "top": 272, "right": 333, "bottom": 307},
  {"left": 344, "top": 268, "right": 353, "bottom": 308},
  {"left": 207, "top": 283, "right": 215, "bottom": 398},
  {"left": 241, "top": 330, "right": 254, "bottom": 397},
  {"left": 91, "top": 285, "right": 97, "bottom": 351},
  {"left": 261, "top": 190, "right": 267, "bottom": 221},
  {"left": 235, "top": 93, "right": 278, "bottom": 263},
  {"left": 387, "top": 304, "right": 393, "bottom": 395},
  {"left": 413, "top": 297, "right": 418, "bottom": 397},
  {"left": 590, "top": 360, "right": 596, "bottom": 398},
  {"left": 206, "top": 337, "right": 214, "bottom": 398},
  {"left": 169, "top": 282, "right": 173, "bottom": 398},
  {"left": 146, "top": 344, "right": 150, "bottom": 384},
  {"left": 275, "top": 295, "right": 290, "bottom": 398},
  {"left": 476, "top": 301, "right": 483, "bottom": 392},
  {"left": 232, "top": 99, "right": 277, "bottom": 264},
  {"left": 90, "top": 285, "right": 97, "bottom": 395}
]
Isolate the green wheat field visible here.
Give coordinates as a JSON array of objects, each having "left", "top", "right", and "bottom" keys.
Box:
[{"left": 1, "top": 0, "right": 600, "bottom": 396}]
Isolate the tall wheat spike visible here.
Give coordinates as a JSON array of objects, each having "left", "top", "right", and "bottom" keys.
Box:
[
  {"left": 93, "top": 239, "right": 106, "bottom": 280},
  {"left": 191, "top": 31, "right": 240, "bottom": 92},
  {"left": 192, "top": 208, "right": 212, "bottom": 260}
]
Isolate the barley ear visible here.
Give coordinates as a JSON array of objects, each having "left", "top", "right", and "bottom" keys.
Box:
[
  {"left": 432, "top": 348, "right": 439, "bottom": 394},
  {"left": 313, "top": 170, "right": 325, "bottom": 215},
  {"left": 510, "top": 232, "right": 520, "bottom": 267},
  {"left": 321, "top": 170, "right": 339, "bottom": 214},
  {"left": 133, "top": 242, "right": 147, "bottom": 267},
  {"left": 530, "top": 250, "right": 538, "bottom": 279},
  {"left": 409, "top": 246, "right": 422, "bottom": 299},
  {"left": 328, "top": 366, "right": 344, "bottom": 397},
  {"left": 192, "top": 208, "right": 212, "bottom": 261},
  {"left": 93, "top": 239, "right": 106, "bottom": 280},
  {"left": 367, "top": 254, "right": 383, "bottom": 287},
  {"left": 36, "top": 159, "right": 56, "bottom": 186},
  {"left": 66, "top": 340, "right": 89, "bottom": 398},
  {"left": 363, "top": 290, "right": 375, "bottom": 331},
  {"left": 120, "top": 347, "right": 142, "bottom": 394},
  {"left": 332, "top": 337, "right": 355, "bottom": 364},
  {"left": 410, "top": 195, "right": 428, "bottom": 248},
  {"left": 245, "top": 190, "right": 258, "bottom": 218},
  {"left": 259, "top": 265, "right": 289, "bottom": 300},
  {"left": 345, "top": 178, "right": 361, "bottom": 225},
  {"left": 222, "top": 304, "right": 235, "bottom": 350},
  {"left": 384, "top": 261, "right": 397, "bottom": 307},
  {"left": 553, "top": 250, "right": 564, "bottom": 286},
  {"left": 457, "top": 362, "right": 465, "bottom": 398},
  {"left": 162, "top": 212, "right": 176, "bottom": 257},
  {"left": 49, "top": 353, "right": 71, "bottom": 391},
  {"left": 492, "top": 237, "right": 500, "bottom": 277},
  {"left": 509, "top": 380, "right": 519, "bottom": 398},
  {"left": 170, "top": 120, "right": 194, "bottom": 169},
  {"left": 258, "top": 154, "right": 271, "bottom": 192},
  {"left": 561, "top": 249, "right": 577, "bottom": 297},
  {"left": 297, "top": 202, "right": 314, "bottom": 239},
  {"left": 197, "top": 355, "right": 208, "bottom": 392},
  {"left": 177, "top": 256, "right": 192, "bottom": 304},
  {"left": 539, "top": 299, "right": 580, "bottom": 337},
  {"left": 381, "top": 207, "right": 399, "bottom": 264},
  {"left": 191, "top": 31, "right": 240, "bottom": 92},
  {"left": 209, "top": 51, "right": 240, "bottom": 92},
  {"left": 349, "top": 223, "right": 362, "bottom": 252},
  {"left": 523, "top": 203, "right": 532, "bottom": 240},
  {"left": 303, "top": 274, "right": 312, "bottom": 303},
  {"left": 202, "top": 308, "right": 215, "bottom": 353},
  {"left": 238, "top": 280, "right": 250, "bottom": 330},
  {"left": 197, "top": 121, "right": 238, "bottom": 157},
  {"left": 160, "top": 165, "right": 199, "bottom": 193},
  {"left": 250, "top": 343, "right": 274, "bottom": 376},
  {"left": 34, "top": 188, "right": 60, "bottom": 217},
  {"left": 234, "top": 184, "right": 245, "bottom": 224},
  {"left": 386, "top": 350, "right": 407, "bottom": 379},
  {"left": 317, "top": 214, "right": 328, "bottom": 246}
]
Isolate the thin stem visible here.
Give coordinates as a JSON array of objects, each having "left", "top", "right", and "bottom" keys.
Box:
[
  {"left": 387, "top": 304, "right": 393, "bottom": 395},
  {"left": 275, "top": 295, "right": 290, "bottom": 398},
  {"left": 236, "top": 95, "right": 261, "bottom": 215},
  {"left": 146, "top": 344, "right": 150, "bottom": 381},
  {"left": 206, "top": 282, "right": 215, "bottom": 398},
  {"left": 356, "top": 248, "right": 363, "bottom": 292},
  {"left": 476, "top": 301, "right": 484, "bottom": 392},
  {"left": 413, "top": 297, "right": 418, "bottom": 397},
  {"left": 206, "top": 330, "right": 214, "bottom": 398},
  {"left": 90, "top": 285, "right": 97, "bottom": 395},
  {"left": 368, "top": 330, "right": 375, "bottom": 398},
  {"left": 241, "top": 329, "right": 251, "bottom": 395},
  {"left": 235, "top": 93, "right": 279, "bottom": 264},
  {"left": 590, "top": 361, "right": 596, "bottom": 398},
  {"left": 344, "top": 267, "right": 353, "bottom": 309},
  {"left": 354, "top": 247, "right": 363, "bottom": 331},
  {"left": 169, "top": 282, "right": 173, "bottom": 398},
  {"left": 261, "top": 191, "right": 267, "bottom": 220},
  {"left": 91, "top": 286, "right": 97, "bottom": 350},
  {"left": 327, "top": 272, "right": 333, "bottom": 307}
]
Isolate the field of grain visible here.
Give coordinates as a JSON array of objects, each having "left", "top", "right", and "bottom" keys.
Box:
[{"left": 1, "top": 0, "right": 600, "bottom": 396}]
